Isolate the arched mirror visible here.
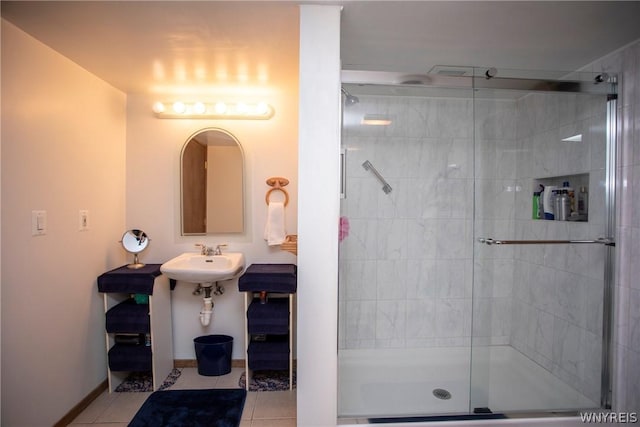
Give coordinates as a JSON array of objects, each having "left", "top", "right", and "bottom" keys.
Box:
[
  {"left": 181, "top": 128, "right": 244, "bottom": 235},
  {"left": 122, "top": 229, "right": 149, "bottom": 269}
]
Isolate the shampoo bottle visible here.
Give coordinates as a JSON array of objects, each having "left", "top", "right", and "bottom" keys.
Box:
[
  {"left": 543, "top": 185, "right": 557, "bottom": 220},
  {"left": 532, "top": 191, "right": 541, "bottom": 219},
  {"left": 578, "top": 186, "right": 589, "bottom": 217}
]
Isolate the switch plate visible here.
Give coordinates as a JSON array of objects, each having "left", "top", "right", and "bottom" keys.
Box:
[
  {"left": 79, "top": 210, "right": 89, "bottom": 231},
  {"left": 32, "top": 210, "right": 47, "bottom": 236}
]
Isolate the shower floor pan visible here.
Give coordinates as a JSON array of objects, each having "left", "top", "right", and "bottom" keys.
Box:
[{"left": 338, "top": 345, "right": 597, "bottom": 418}]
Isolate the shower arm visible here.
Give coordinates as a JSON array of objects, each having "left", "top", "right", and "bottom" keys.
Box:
[{"left": 478, "top": 237, "right": 615, "bottom": 246}]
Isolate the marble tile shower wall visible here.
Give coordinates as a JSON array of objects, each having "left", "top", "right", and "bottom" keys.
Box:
[
  {"left": 509, "top": 91, "right": 609, "bottom": 403},
  {"left": 472, "top": 98, "right": 519, "bottom": 346},
  {"left": 339, "top": 94, "right": 477, "bottom": 350}
]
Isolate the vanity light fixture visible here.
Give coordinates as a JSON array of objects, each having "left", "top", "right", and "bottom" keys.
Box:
[{"left": 152, "top": 101, "right": 274, "bottom": 119}]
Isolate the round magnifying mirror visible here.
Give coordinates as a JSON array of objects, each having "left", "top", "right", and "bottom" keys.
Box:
[{"left": 121, "top": 229, "right": 149, "bottom": 269}]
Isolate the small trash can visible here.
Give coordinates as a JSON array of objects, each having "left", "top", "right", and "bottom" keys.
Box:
[{"left": 194, "top": 334, "right": 233, "bottom": 376}]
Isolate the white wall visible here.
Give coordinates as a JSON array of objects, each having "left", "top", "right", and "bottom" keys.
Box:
[
  {"left": 1, "top": 20, "right": 127, "bottom": 426},
  {"left": 297, "top": 5, "right": 342, "bottom": 426}
]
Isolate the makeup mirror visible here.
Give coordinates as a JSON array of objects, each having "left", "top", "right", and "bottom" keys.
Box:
[{"left": 121, "top": 229, "right": 149, "bottom": 269}]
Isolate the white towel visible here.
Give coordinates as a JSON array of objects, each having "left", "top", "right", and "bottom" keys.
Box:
[{"left": 264, "top": 201, "right": 286, "bottom": 246}]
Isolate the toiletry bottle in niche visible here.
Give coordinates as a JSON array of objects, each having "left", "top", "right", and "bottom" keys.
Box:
[
  {"left": 578, "top": 186, "right": 589, "bottom": 218},
  {"left": 553, "top": 190, "right": 561, "bottom": 220},
  {"left": 562, "top": 181, "right": 576, "bottom": 216},
  {"left": 543, "top": 185, "right": 557, "bottom": 220},
  {"left": 556, "top": 190, "right": 570, "bottom": 221},
  {"left": 532, "top": 191, "right": 541, "bottom": 219}
]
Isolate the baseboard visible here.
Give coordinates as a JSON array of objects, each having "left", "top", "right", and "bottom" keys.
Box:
[
  {"left": 174, "top": 359, "right": 246, "bottom": 368},
  {"left": 53, "top": 379, "right": 108, "bottom": 427}
]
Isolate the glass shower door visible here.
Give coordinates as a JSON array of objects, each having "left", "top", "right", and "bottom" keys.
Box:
[
  {"left": 337, "top": 68, "right": 616, "bottom": 421},
  {"left": 470, "top": 69, "right": 616, "bottom": 413},
  {"left": 338, "top": 81, "right": 476, "bottom": 419}
]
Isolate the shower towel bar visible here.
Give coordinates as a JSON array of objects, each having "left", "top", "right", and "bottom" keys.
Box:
[
  {"left": 478, "top": 237, "right": 615, "bottom": 246},
  {"left": 362, "top": 160, "right": 392, "bottom": 194}
]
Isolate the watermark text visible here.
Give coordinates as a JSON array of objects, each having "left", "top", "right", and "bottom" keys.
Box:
[{"left": 581, "top": 412, "right": 638, "bottom": 423}]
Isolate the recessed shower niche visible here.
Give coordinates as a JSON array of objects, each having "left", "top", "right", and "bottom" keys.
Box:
[{"left": 532, "top": 173, "right": 589, "bottom": 221}]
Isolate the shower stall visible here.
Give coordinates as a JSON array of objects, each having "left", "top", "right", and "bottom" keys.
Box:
[{"left": 337, "top": 68, "right": 616, "bottom": 420}]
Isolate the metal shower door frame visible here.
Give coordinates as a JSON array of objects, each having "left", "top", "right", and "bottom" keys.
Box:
[{"left": 339, "top": 68, "right": 618, "bottom": 416}]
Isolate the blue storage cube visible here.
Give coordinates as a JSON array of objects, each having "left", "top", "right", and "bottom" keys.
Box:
[
  {"left": 108, "top": 344, "right": 152, "bottom": 371},
  {"left": 105, "top": 299, "right": 150, "bottom": 333},
  {"left": 248, "top": 336, "right": 289, "bottom": 371},
  {"left": 247, "top": 297, "right": 289, "bottom": 335},
  {"left": 238, "top": 264, "right": 297, "bottom": 293}
]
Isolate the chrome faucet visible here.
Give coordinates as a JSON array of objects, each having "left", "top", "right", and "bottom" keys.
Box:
[
  {"left": 195, "top": 243, "right": 214, "bottom": 256},
  {"left": 195, "top": 243, "right": 227, "bottom": 255}
]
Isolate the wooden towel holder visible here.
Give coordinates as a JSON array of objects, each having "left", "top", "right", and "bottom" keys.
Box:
[
  {"left": 265, "top": 177, "right": 296, "bottom": 255},
  {"left": 265, "top": 177, "right": 289, "bottom": 206}
]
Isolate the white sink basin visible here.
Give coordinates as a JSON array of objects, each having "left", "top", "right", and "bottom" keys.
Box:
[{"left": 160, "top": 252, "right": 245, "bottom": 284}]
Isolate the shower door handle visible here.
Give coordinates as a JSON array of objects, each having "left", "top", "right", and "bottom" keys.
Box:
[
  {"left": 362, "top": 160, "right": 392, "bottom": 194},
  {"left": 340, "top": 149, "right": 347, "bottom": 199},
  {"left": 477, "top": 237, "right": 615, "bottom": 246}
]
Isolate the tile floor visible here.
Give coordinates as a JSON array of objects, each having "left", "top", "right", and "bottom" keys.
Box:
[{"left": 69, "top": 367, "right": 296, "bottom": 427}]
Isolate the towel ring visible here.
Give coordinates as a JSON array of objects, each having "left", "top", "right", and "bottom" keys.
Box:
[{"left": 265, "top": 177, "right": 289, "bottom": 206}]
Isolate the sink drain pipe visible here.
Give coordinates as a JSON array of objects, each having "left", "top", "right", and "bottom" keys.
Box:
[
  {"left": 200, "top": 296, "right": 214, "bottom": 326},
  {"left": 195, "top": 282, "right": 225, "bottom": 326}
]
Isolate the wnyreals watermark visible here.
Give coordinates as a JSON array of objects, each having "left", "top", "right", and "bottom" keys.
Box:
[{"left": 580, "top": 412, "right": 638, "bottom": 423}]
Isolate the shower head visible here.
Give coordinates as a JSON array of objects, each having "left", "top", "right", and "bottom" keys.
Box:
[{"left": 341, "top": 87, "right": 360, "bottom": 106}]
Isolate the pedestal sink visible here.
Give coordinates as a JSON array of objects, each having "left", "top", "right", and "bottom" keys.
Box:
[{"left": 160, "top": 252, "right": 245, "bottom": 284}]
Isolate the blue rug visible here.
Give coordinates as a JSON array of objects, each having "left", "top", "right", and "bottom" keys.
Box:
[{"left": 128, "top": 388, "right": 247, "bottom": 427}]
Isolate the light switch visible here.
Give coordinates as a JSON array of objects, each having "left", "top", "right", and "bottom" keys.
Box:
[
  {"left": 79, "top": 210, "right": 89, "bottom": 231},
  {"left": 32, "top": 210, "right": 47, "bottom": 236}
]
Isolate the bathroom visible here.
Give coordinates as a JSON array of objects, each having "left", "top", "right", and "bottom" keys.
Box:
[{"left": 2, "top": 2, "right": 640, "bottom": 426}]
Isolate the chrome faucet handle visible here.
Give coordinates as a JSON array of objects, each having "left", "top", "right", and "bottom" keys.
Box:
[
  {"left": 194, "top": 243, "right": 206, "bottom": 255},
  {"left": 214, "top": 244, "right": 228, "bottom": 255}
]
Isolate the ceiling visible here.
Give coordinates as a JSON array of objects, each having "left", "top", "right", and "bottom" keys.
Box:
[{"left": 3, "top": 1, "right": 640, "bottom": 95}]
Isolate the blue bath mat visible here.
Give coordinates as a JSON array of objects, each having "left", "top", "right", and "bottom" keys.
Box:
[{"left": 129, "top": 388, "right": 246, "bottom": 427}]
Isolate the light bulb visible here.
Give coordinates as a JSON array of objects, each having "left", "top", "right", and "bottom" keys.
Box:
[
  {"left": 236, "top": 103, "right": 248, "bottom": 114},
  {"left": 193, "top": 102, "right": 206, "bottom": 114},
  {"left": 214, "top": 102, "right": 227, "bottom": 114},
  {"left": 152, "top": 102, "right": 165, "bottom": 114},
  {"left": 256, "top": 102, "right": 269, "bottom": 115},
  {"left": 172, "top": 101, "right": 186, "bottom": 114}
]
